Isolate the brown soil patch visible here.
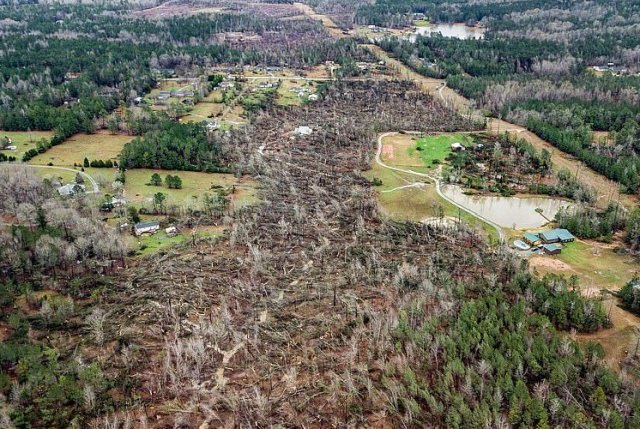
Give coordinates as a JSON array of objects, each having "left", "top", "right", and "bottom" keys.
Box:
[
  {"left": 529, "top": 255, "right": 572, "bottom": 272},
  {"left": 382, "top": 143, "right": 394, "bottom": 160},
  {"left": 0, "top": 322, "right": 10, "bottom": 342}
]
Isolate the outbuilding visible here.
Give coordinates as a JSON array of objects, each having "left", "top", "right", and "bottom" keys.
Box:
[
  {"left": 451, "top": 142, "right": 466, "bottom": 151},
  {"left": 542, "top": 244, "right": 562, "bottom": 255},
  {"left": 523, "top": 232, "right": 541, "bottom": 246}
]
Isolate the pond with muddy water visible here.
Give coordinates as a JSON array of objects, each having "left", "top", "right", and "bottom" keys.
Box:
[{"left": 441, "top": 185, "right": 573, "bottom": 229}]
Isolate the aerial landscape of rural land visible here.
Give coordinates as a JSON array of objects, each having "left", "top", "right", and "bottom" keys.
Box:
[{"left": 1, "top": 0, "right": 640, "bottom": 427}]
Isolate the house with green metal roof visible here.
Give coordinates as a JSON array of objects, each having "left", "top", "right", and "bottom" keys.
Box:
[
  {"left": 523, "top": 232, "right": 541, "bottom": 246},
  {"left": 539, "top": 228, "right": 575, "bottom": 243},
  {"left": 542, "top": 243, "right": 562, "bottom": 255}
]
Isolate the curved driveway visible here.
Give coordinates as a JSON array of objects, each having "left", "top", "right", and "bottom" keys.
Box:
[
  {"left": 376, "top": 132, "right": 505, "bottom": 242},
  {"left": 27, "top": 164, "right": 100, "bottom": 194}
]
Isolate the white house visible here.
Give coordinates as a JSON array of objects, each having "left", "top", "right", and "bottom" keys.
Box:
[
  {"left": 165, "top": 226, "right": 178, "bottom": 237},
  {"left": 451, "top": 142, "right": 466, "bottom": 151},
  {"left": 57, "top": 184, "right": 85, "bottom": 197},
  {"left": 294, "top": 126, "right": 313, "bottom": 136},
  {"left": 308, "top": 94, "right": 319, "bottom": 102},
  {"left": 134, "top": 221, "right": 160, "bottom": 236}
]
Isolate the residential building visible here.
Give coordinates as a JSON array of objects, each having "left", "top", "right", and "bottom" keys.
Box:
[{"left": 134, "top": 221, "right": 160, "bottom": 236}]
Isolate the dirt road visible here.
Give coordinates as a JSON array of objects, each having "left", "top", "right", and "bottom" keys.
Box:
[
  {"left": 293, "top": 3, "right": 347, "bottom": 39},
  {"left": 28, "top": 164, "right": 99, "bottom": 193}
]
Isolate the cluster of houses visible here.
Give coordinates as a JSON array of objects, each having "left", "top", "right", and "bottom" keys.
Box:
[
  {"left": 589, "top": 63, "right": 630, "bottom": 76},
  {"left": 522, "top": 228, "right": 576, "bottom": 255},
  {"left": 287, "top": 86, "right": 318, "bottom": 101},
  {"left": 156, "top": 89, "right": 196, "bottom": 104}
]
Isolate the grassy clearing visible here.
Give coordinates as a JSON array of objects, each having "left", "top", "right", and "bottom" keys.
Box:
[
  {"left": 124, "top": 168, "right": 257, "bottom": 209},
  {"left": 181, "top": 90, "right": 225, "bottom": 123},
  {"left": 412, "top": 133, "right": 474, "bottom": 166},
  {"left": 0, "top": 130, "right": 54, "bottom": 159},
  {"left": 414, "top": 19, "right": 429, "bottom": 27},
  {"left": 30, "top": 166, "right": 77, "bottom": 184},
  {"left": 276, "top": 80, "right": 317, "bottom": 106},
  {"left": 29, "top": 131, "right": 132, "bottom": 167},
  {"left": 530, "top": 240, "right": 638, "bottom": 291},
  {"left": 557, "top": 240, "right": 637, "bottom": 289}
]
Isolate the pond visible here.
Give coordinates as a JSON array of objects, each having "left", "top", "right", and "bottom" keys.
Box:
[
  {"left": 413, "top": 23, "right": 485, "bottom": 40},
  {"left": 441, "top": 185, "right": 573, "bottom": 229}
]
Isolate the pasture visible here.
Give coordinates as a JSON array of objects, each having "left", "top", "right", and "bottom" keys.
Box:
[
  {"left": 0, "top": 130, "right": 54, "bottom": 159},
  {"left": 28, "top": 131, "right": 133, "bottom": 167},
  {"left": 124, "top": 168, "right": 258, "bottom": 209}
]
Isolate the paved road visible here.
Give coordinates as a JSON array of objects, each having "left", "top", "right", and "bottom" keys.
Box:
[
  {"left": 27, "top": 164, "right": 100, "bottom": 194},
  {"left": 376, "top": 132, "right": 505, "bottom": 242}
]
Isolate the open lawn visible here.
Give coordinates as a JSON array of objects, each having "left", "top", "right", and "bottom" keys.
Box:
[
  {"left": 30, "top": 166, "right": 77, "bottom": 184},
  {"left": 0, "top": 130, "right": 54, "bottom": 159},
  {"left": 28, "top": 131, "right": 132, "bottom": 167},
  {"left": 530, "top": 240, "right": 638, "bottom": 291},
  {"left": 124, "top": 168, "right": 258, "bottom": 209},
  {"left": 276, "top": 80, "right": 317, "bottom": 106},
  {"left": 412, "top": 133, "right": 474, "bottom": 166},
  {"left": 414, "top": 19, "right": 429, "bottom": 27}
]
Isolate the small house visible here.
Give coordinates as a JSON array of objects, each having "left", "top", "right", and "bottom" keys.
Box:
[
  {"left": 134, "top": 221, "right": 160, "bottom": 236},
  {"left": 542, "top": 244, "right": 562, "bottom": 255},
  {"left": 451, "top": 142, "right": 466, "bottom": 151},
  {"left": 165, "top": 226, "right": 178, "bottom": 237},
  {"left": 133, "top": 97, "right": 143, "bottom": 104},
  {"left": 523, "top": 232, "right": 541, "bottom": 246},
  {"left": 308, "top": 94, "right": 319, "bottom": 102},
  {"left": 57, "top": 184, "right": 85, "bottom": 197},
  {"left": 294, "top": 126, "right": 313, "bottom": 136}
]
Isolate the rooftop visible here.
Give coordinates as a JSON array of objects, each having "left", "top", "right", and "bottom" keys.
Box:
[
  {"left": 135, "top": 221, "right": 160, "bottom": 229},
  {"left": 540, "top": 228, "right": 575, "bottom": 241}
]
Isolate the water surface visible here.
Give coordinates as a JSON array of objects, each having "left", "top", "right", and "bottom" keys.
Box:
[{"left": 441, "top": 185, "right": 572, "bottom": 229}]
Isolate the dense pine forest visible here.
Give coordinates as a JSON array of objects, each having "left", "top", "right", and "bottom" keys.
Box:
[{"left": 0, "top": 0, "right": 639, "bottom": 428}]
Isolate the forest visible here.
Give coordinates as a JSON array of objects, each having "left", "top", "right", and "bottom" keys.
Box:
[{"left": 0, "top": 0, "right": 639, "bottom": 427}]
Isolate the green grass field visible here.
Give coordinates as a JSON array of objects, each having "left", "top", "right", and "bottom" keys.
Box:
[
  {"left": 276, "top": 80, "right": 317, "bottom": 106},
  {"left": 556, "top": 241, "right": 637, "bottom": 289},
  {"left": 29, "top": 131, "right": 132, "bottom": 167},
  {"left": 411, "top": 133, "right": 474, "bottom": 166},
  {"left": 30, "top": 166, "right": 77, "bottom": 184},
  {"left": 180, "top": 90, "right": 225, "bottom": 123},
  {"left": 124, "top": 168, "right": 257, "bottom": 209},
  {"left": 0, "top": 130, "right": 54, "bottom": 159},
  {"left": 414, "top": 19, "right": 430, "bottom": 27}
]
